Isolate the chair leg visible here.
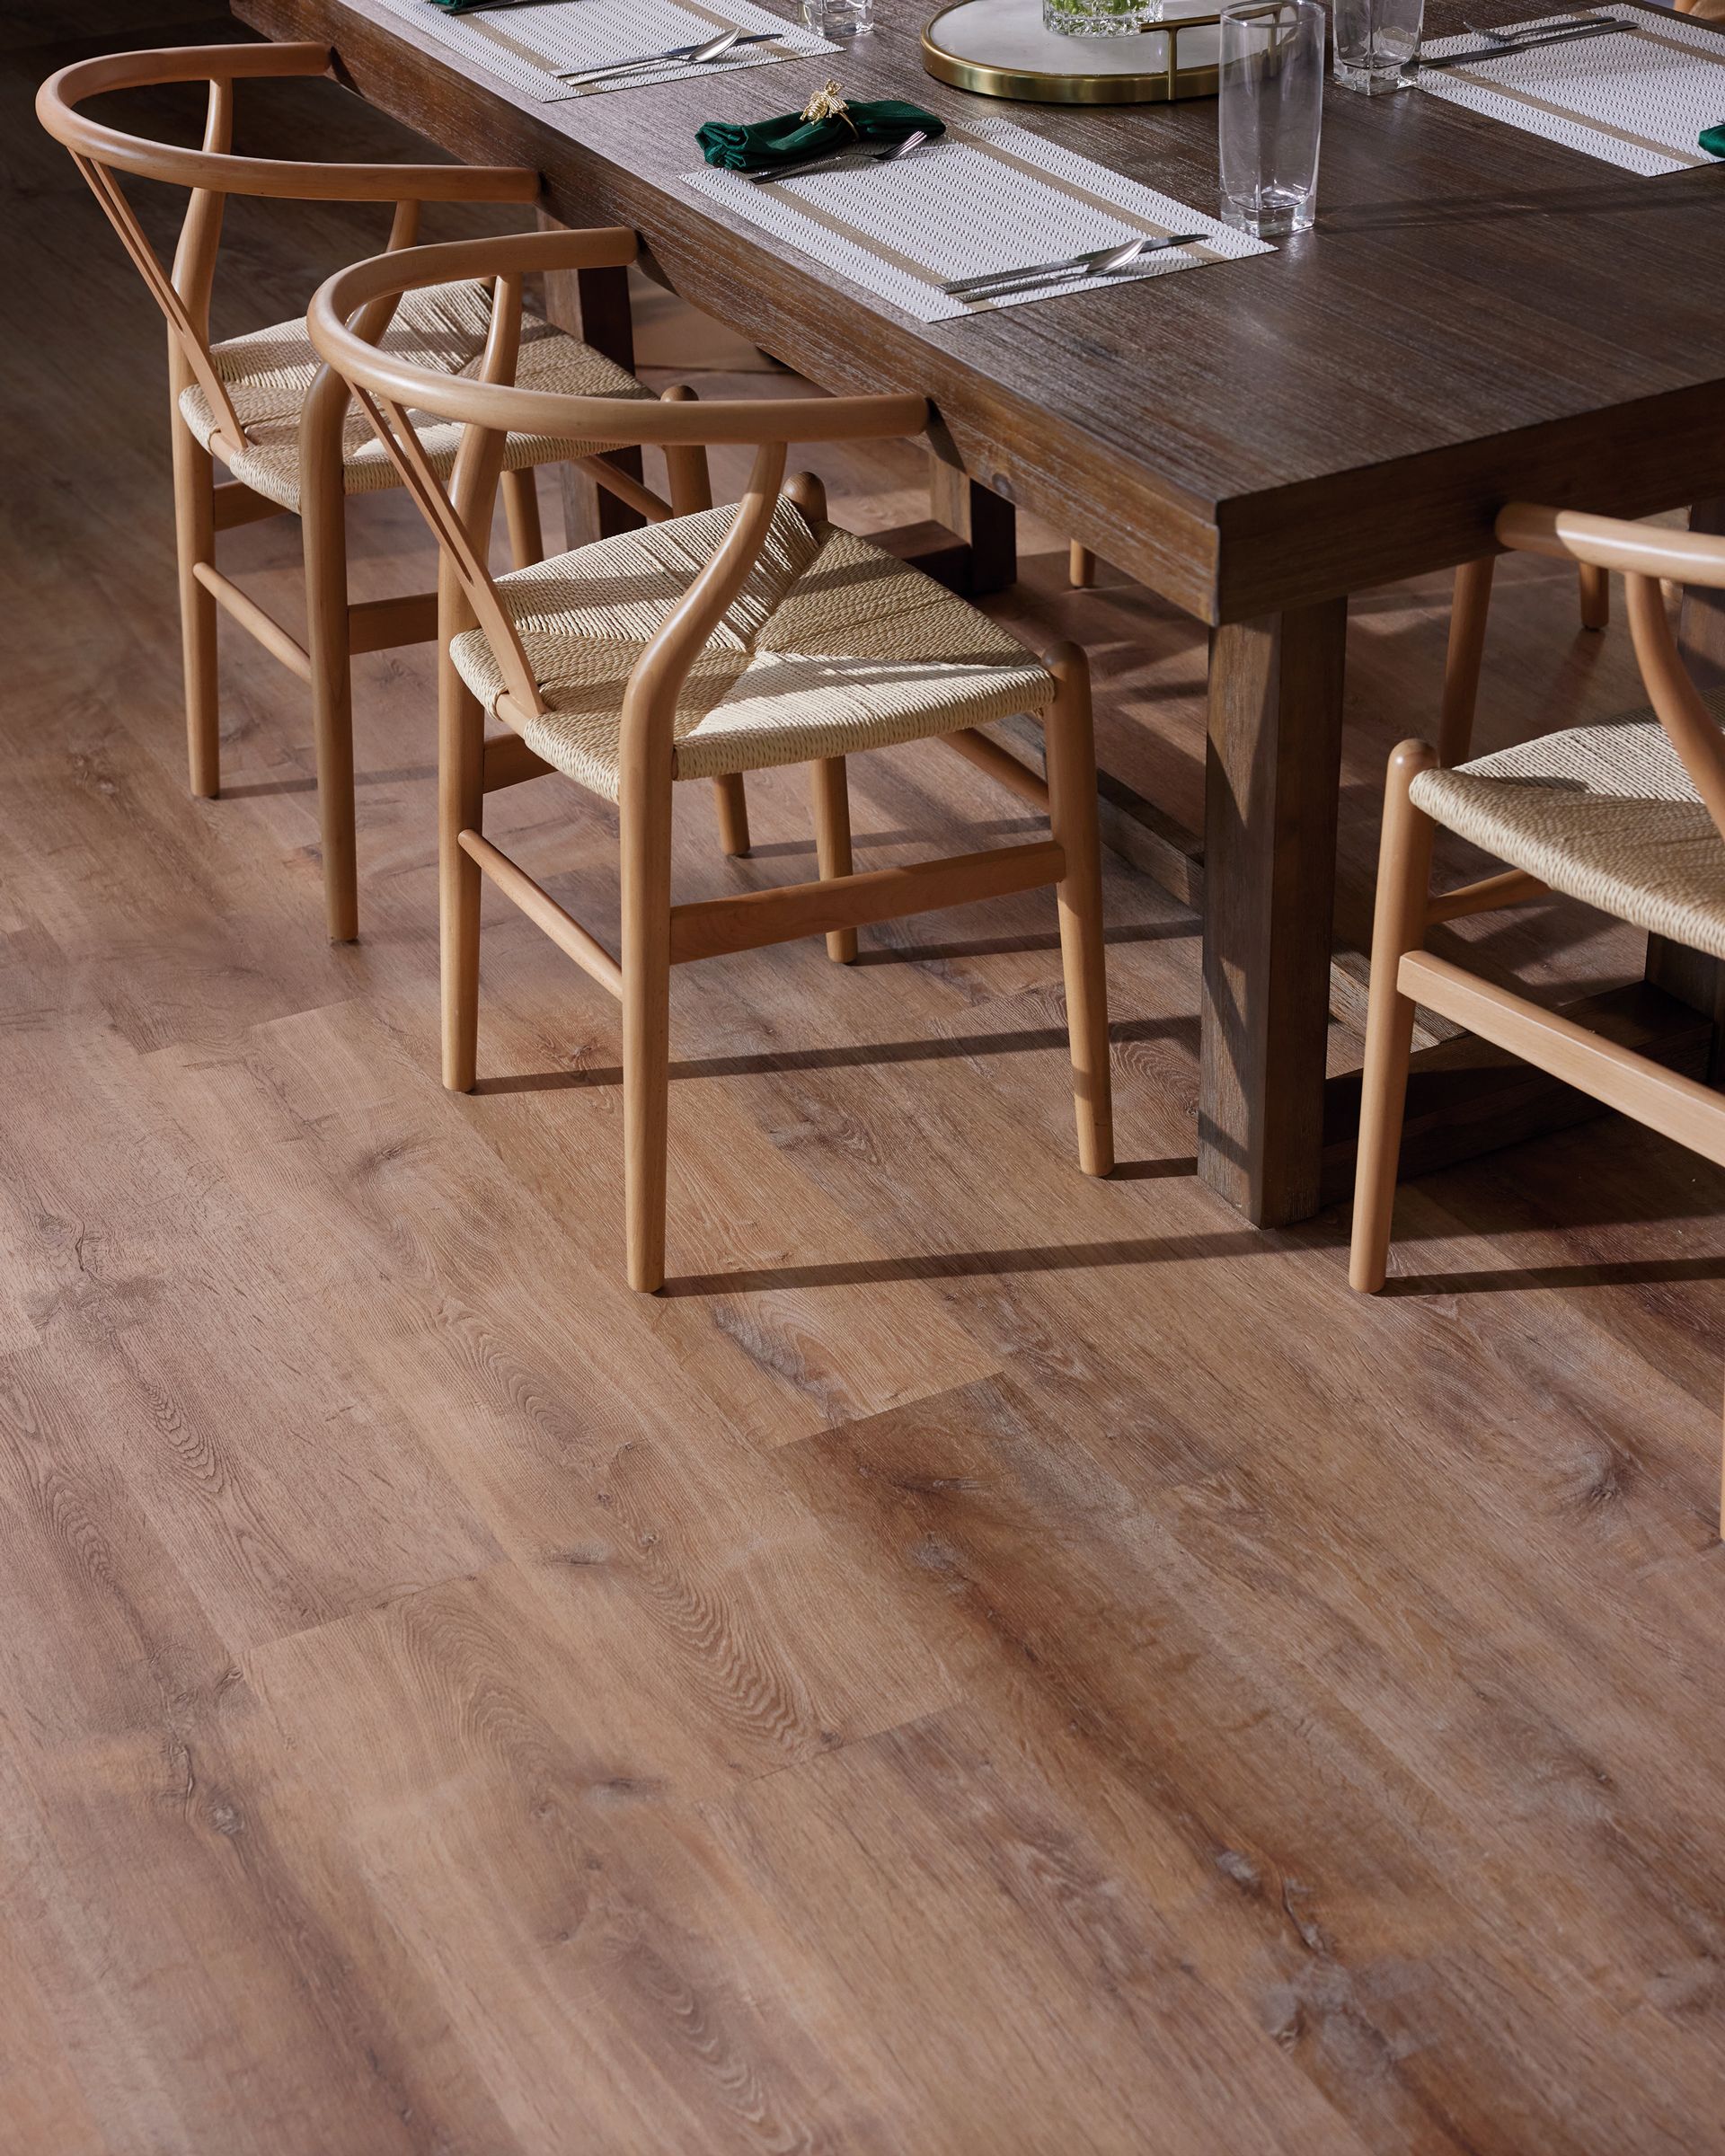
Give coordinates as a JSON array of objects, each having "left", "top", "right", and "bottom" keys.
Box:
[
  {"left": 711, "top": 773, "right": 751, "bottom": 858},
  {"left": 500, "top": 466, "right": 544, "bottom": 570},
  {"left": 809, "top": 757, "right": 858, "bottom": 964},
  {"left": 1043, "top": 643, "right": 1113, "bottom": 1177},
  {"left": 1349, "top": 741, "right": 1439, "bottom": 1293},
  {"left": 438, "top": 628, "right": 484, "bottom": 1094},
  {"left": 622, "top": 775, "right": 675, "bottom": 1293},
  {"left": 1440, "top": 554, "right": 1496, "bottom": 766},
  {"left": 1069, "top": 543, "right": 1096, "bottom": 589},
  {"left": 301, "top": 452, "right": 358, "bottom": 942},
  {"left": 1578, "top": 561, "right": 1610, "bottom": 632},
  {"left": 170, "top": 407, "right": 220, "bottom": 799}
]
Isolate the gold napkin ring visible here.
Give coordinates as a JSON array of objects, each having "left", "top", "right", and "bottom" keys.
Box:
[{"left": 801, "top": 80, "right": 859, "bottom": 136}]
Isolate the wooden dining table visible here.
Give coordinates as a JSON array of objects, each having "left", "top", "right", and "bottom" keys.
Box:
[{"left": 233, "top": 0, "right": 1725, "bottom": 1226}]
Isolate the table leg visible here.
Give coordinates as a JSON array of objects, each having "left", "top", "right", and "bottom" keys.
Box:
[
  {"left": 1646, "top": 499, "right": 1725, "bottom": 1075},
  {"left": 1199, "top": 599, "right": 1348, "bottom": 1225},
  {"left": 925, "top": 455, "right": 1017, "bottom": 596},
  {"left": 537, "top": 219, "right": 646, "bottom": 547}
]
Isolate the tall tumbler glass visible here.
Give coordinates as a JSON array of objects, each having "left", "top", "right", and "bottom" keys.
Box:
[
  {"left": 1331, "top": 0, "right": 1424, "bottom": 91},
  {"left": 1217, "top": 0, "right": 1324, "bottom": 239}
]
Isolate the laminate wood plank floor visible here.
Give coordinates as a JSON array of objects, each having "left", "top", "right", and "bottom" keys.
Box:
[{"left": 5, "top": 6, "right": 1725, "bottom": 2151}]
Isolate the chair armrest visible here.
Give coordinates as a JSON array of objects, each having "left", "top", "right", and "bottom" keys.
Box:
[
  {"left": 1497, "top": 503, "right": 1725, "bottom": 590},
  {"left": 38, "top": 45, "right": 542, "bottom": 204}
]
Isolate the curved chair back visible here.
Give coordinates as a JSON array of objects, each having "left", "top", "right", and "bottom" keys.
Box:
[
  {"left": 35, "top": 43, "right": 541, "bottom": 453},
  {"left": 307, "top": 229, "right": 931, "bottom": 788},
  {"left": 1497, "top": 504, "right": 1725, "bottom": 840}
]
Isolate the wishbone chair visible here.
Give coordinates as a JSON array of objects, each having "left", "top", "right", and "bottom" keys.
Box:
[
  {"left": 35, "top": 41, "right": 725, "bottom": 941},
  {"left": 1437, "top": 548, "right": 1613, "bottom": 767},
  {"left": 307, "top": 226, "right": 1114, "bottom": 1291},
  {"left": 1349, "top": 506, "right": 1725, "bottom": 1521}
]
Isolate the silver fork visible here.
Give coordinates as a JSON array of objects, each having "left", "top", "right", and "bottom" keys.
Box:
[
  {"left": 943, "top": 234, "right": 1199, "bottom": 302},
  {"left": 748, "top": 129, "right": 931, "bottom": 185}
]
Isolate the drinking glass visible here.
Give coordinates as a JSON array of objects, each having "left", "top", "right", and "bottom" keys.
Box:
[
  {"left": 1331, "top": 0, "right": 1424, "bottom": 91},
  {"left": 801, "top": 0, "right": 874, "bottom": 38},
  {"left": 1217, "top": 0, "right": 1323, "bottom": 239}
]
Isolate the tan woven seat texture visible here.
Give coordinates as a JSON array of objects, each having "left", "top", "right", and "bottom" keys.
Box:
[
  {"left": 178, "top": 278, "right": 650, "bottom": 513},
  {"left": 1410, "top": 685, "right": 1725, "bottom": 959},
  {"left": 449, "top": 497, "right": 1057, "bottom": 800}
]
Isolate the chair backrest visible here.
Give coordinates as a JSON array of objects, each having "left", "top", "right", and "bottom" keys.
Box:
[
  {"left": 306, "top": 229, "right": 931, "bottom": 781},
  {"left": 36, "top": 43, "right": 541, "bottom": 452},
  {"left": 1498, "top": 502, "right": 1725, "bottom": 842}
]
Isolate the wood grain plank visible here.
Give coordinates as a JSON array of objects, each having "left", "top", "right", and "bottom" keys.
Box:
[{"left": 12, "top": 10, "right": 1725, "bottom": 2146}]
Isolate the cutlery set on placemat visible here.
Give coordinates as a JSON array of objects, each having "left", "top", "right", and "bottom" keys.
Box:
[{"left": 1405, "top": 10, "right": 1627, "bottom": 71}]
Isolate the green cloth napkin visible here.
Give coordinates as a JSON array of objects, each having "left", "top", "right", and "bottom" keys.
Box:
[
  {"left": 697, "top": 98, "right": 943, "bottom": 172},
  {"left": 1702, "top": 122, "right": 1725, "bottom": 157}
]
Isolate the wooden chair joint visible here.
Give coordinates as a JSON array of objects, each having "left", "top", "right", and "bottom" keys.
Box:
[
  {"left": 1397, "top": 950, "right": 1725, "bottom": 1170},
  {"left": 579, "top": 455, "right": 675, "bottom": 526},
  {"left": 190, "top": 562, "right": 311, "bottom": 681},
  {"left": 456, "top": 830, "right": 623, "bottom": 998},
  {"left": 1425, "top": 868, "right": 1547, "bottom": 924},
  {"left": 668, "top": 839, "right": 1067, "bottom": 967},
  {"left": 944, "top": 725, "right": 1052, "bottom": 812}
]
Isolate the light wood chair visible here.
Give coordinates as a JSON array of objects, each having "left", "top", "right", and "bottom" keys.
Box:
[
  {"left": 306, "top": 226, "right": 1113, "bottom": 1290},
  {"left": 35, "top": 40, "right": 721, "bottom": 943},
  {"left": 1438, "top": 548, "right": 1612, "bottom": 766},
  {"left": 1349, "top": 505, "right": 1725, "bottom": 1515}
]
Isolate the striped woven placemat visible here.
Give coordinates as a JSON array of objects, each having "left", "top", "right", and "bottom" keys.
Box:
[
  {"left": 373, "top": 0, "right": 835, "bottom": 102},
  {"left": 686, "top": 118, "right": 1271, "bottom": 322},
  {"left": 1412, "top": 4, "right": 1725, "bottom": 174}
]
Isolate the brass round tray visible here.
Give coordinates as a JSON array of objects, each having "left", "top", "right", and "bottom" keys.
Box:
[{"left": 921, "top": 0, "right": 1224, "bottom": 103}]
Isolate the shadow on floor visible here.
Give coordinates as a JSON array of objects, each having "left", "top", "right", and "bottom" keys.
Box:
[
  {"left": 662, "top": 1215, "right": 1312, "bottom": 1297},
  {"left": 1383, "top": 1253, "right": 1725, "bottom": 1296},
  {"left": 473, "top": 1014, "right": 1199, "bottom": 1092}
]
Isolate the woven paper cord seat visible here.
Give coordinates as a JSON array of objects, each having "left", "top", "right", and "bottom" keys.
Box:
[
  {"left": 180, "top": 277, "right": 650, "bottom": 512},
  {"left": 449, "top": 497, "right": 1058, "bottom": 800},
  {"left": 1410, "top": 685, "right": 1725, "bottom": 959}
]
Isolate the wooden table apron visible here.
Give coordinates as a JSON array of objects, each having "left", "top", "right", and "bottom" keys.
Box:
[{"left": 234, "top": 0, "right": 1725, "bottom": 1225}]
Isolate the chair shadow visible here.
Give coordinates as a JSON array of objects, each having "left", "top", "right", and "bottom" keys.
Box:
[
  {"left": 740, "top": 817, "right": 1045, "bottom": 861},
  {"left": 220, "top": 764, "right": 435, "bottom": 799},
  {"left": 661, "top": 1206, "right": 1295, "bottom": 1298},
  {"left": 856, "top": 918, "right": 1194, "bottom": 965},
  {"left": 1383, "top": 1254, "right": 1725, "bottom": 1297},
  {"left": 1111, "top": 1154, "right": 1200, "bottom": 1181},
  {"left": 473, "top": 1013, "right": 1198, "bottom": 1094}
]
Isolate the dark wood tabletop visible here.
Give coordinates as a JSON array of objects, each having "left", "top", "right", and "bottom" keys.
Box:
[
  {"left": 234, "top": 0, "right": 1725, "bottom": 620},
  {"left": 231, "top": 0, "right": 1725, "bottom": 1225}
]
